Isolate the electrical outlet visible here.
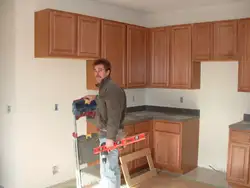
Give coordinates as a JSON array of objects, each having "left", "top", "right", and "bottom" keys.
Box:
[
  {"left": 7, "top": 105, "right": 11, "bottom": 113},
  {"left": 180, "top": 97, "right": 183, "bottom": 103},
  {"left": 54, "top": 104, "right": 59, "bottom": 111},
  {"left": 132, "top": 96, "right": 135, "bottom": 102},
  {"left": 52, "top": 165, "right": 59, "bottom": 175}
]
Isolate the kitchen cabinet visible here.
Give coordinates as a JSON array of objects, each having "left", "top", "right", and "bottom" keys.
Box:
[
  {"left": 101, "top": 20, "right": 127, "bottom": 88},
  {"left": 126, "top": 25, "right": 147, "bottom": 88},
  {"left": 238, "top": 18, "right": 250, "bottom": 92},
  {"left": 227, "top": 129, "right": 250, "bottom": 187},
  {"left": 35, "top": 9, "right": 101, "bottom": 58},
  {"left": 86, "top": 120, "right": 153, "bottom": 174},
  {"left": 153, "top": 119, "right": 200, "bottom": 174},
  {"left": 213, "top": 20, "right": 238, "bottom": 60},
  {"left": 170, "top": 24, "right": 200, "bottom": 89},
  {"left": 149, "top": 27, "right": 170, "bottom": 87},
  {"left": 192, "top": 22, "right": 213, "bottom": 61},
  {"left": 77, "top": 15, "right": 101, "bottom": 58},
  {"left": 35, "top": 8, "right": 250, "bottom": 92}
]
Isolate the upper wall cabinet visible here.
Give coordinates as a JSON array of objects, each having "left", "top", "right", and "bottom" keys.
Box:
[
  {"left": 192, "top": 22, "right": 213, "bottom": 61},
  {"left": 170, "top": 24, "right": 200, "bottom": 89},
  {"left": 149, "top": 27, "right": 170, "bottom": 88},
  {"left": 127, "top": 25, "right": 147, "bottom": 88},
  {"left": 35, "top": 9, "right": 101, "bottom": 59},
  {"left": 213, "top": 20, "right": 238, "bottom": 60},
  {"left": 35, "top": 8, "right": 250, "bottom": 92},
  {"left": 77, "top": 15, "right": 101, "bottom": 58},
  {"left": 101, "top": 20, "right": 127, "bottom": 88},
  {"left": 238, "top": 18, "right": 250, "bottom": 92}
]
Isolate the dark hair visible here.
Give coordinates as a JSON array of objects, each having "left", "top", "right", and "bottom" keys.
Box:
[{"left": 93, "top": 58, "right": 112, "bottom": 73}]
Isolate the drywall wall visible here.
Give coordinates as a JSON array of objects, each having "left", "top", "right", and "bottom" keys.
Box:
[
  {"left": 145, "top": 0, "right": 250, "bottom": 171},
  {"left": 3, "top": 0, "right": 146, "bottom": 188},
  {"left": 0, "top": 0, "right": 16, "bottom": 187},
  {"left": 146, "top": 62, "right": 250, "bottom": 171},
  {"left": 145, "top": 0, "right": 250, "bottom": 27}
]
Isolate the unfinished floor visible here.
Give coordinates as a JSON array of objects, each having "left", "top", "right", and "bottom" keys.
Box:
[{"left": 49, "top": 167, "right": 232, "bottom": 188}]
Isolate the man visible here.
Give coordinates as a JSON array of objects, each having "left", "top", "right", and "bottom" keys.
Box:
[{"left": 85, "top": 58, "right": 127, "bottom": 188}]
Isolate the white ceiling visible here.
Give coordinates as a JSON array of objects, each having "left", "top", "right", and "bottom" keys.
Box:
[{"left": 93, "top": 0, "right": 247, "bottom": 13}]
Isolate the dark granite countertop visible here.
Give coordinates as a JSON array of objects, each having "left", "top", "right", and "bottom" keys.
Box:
[
  {"left": 229, "top": 121, "right": 250, "bottom": 131},
  {"left": 229, "top": 114, "right": 250, "bottom": 131},
  {"left": 87, "top": 105, "right": 200, "bottom": 126}
]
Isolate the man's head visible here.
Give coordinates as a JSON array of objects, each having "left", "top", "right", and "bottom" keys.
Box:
[{"left": 93, "top": 58, "right": 111, "bottom": 83}]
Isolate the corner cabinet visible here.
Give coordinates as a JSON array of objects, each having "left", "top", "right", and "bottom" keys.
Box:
[{"left": 227, "top": 129, "right": 250, "bottom": 187}]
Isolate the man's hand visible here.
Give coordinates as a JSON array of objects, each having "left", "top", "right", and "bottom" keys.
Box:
[
  {"left": 105, "top": 139, "right": 114, "bottom": 148},
  {"left": 84, "top": 95, "right": 96, "bottom": 102}
]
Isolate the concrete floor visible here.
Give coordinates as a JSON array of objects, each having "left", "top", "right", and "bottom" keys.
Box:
[{"left": 49, "top": 166, "right": 232, "bottom": 188}]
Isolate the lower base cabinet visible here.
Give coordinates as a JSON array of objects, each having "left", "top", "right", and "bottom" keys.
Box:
[
  {"left": 153, "top": 119, "right": 200, "bottom": 174},
  {"left": 86, "top": 117, "right": 200, "bottom": 177},
  {"left": 226, "top": 129, "right": 250, "bottom": 187}
]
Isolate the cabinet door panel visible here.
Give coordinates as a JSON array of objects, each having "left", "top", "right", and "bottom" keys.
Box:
[
  {"left": 213, "top": 20, "right": 238, "bottom": 60},
  {"left": 154, "top": 131, "right": 180, "bottom": 170},
  {"left": 150, "top": 27, "right": 170, "bottom": 87},
  {"left": 127, "top": 25, "right": 147, "bottom": 88},
  {"left": 170, "top": 25, "right": 192, "bottom": 88},
  {"left": 49, "top": 10, "right": 77, "bottom": 56},
  {"left": 77, "top": 15, "right": 100, "bottom": 58},
  {"left": 192, "top": 22, "right": 213, "bottom": 61},
  {"left": 227, "top": 142, "right": 249, "bottom": 185},
  {"left": 101, "top": 20, "right": 126, "bottom": 88},
  {"left": 238, "top": 19, "right": 250, "bottom": 92}
]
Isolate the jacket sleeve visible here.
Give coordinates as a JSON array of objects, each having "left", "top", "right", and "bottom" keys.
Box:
[{"left": 104, "top": 88, "right": 123, "bottom": 141}]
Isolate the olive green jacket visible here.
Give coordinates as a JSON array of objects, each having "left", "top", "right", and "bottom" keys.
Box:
[{"left": 95, "top": 76, "right": 127, "bottom": 141}]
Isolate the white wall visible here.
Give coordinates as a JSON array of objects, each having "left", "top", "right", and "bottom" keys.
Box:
[
  {"left": 3, "top": 0, "right": 250, "bottom": 187},
  {"left": 146, "top": 62, "right": 250, "bottom": 171},
  {"left": 0, "top": 0, "right": 17, "bottom": 187},
  {"left": 2, "top": 0, "right": 146, "bottom": 188},
  {"left": 145, "top": 0, "right": 250, "bottom": 27},
  {"left": 145, "top": 0, "right": 250, "bottom": 171}
]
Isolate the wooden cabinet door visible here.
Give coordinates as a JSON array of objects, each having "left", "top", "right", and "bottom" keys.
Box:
[
  {"left": 134, "top": 121, "right": 151, "bottom": 169},
  {"left": 150, "top": 27, "right": 170, "bottom": 87},
  {"left": 192, "top": 22, "right": 213, "bottom": 61},
  {"left": 77, "top": 15, "right": 101, "bottom": 58},
  {"left": 170, "top": 25, "right": 192, "bottom": 89},
  {"left": 213, "top": 20, "right": 238, "bottom": 60},
  {"left": 127, "top": 25, "right": 147, "bottom": 88},
  {"left": 227, "top": 142, "right": 249, "bottom": 185},
  {"left": 49, "top": 10, "right": 77, "bottom": 56},
  {"left": 101, "top": 20, "right": 126, "bottom": 88},
  {"left": 154, "top": 131, "right": 180, "bottom": 170},
  {"left": 238, "top": 18, "right": 250, "bottom": 92}
]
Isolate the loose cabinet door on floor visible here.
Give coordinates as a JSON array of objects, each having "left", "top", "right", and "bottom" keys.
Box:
[{"left": 134, "top": 121, "right": 152, "bottom": 169}]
